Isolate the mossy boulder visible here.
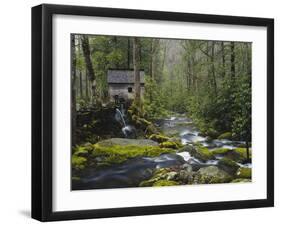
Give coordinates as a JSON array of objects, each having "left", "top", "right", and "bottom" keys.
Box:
[
  {"left": 188, "top": 145, "right": 215, "bottom": 162},
  {"left": 217, "top": 132, "right": 232, "bottom": 140},
  {"left": 211, "top": 148, "right": 251, "bottom": 163},
  {"left": 153, "top": 180, "right": 179, "bottom": 187},
  {"left": 217, "top": 158, "right": 240, "bottom": 175},
  {"left": 149, "top": 134, "right": 170, "bottom": 143},
  {"left": 160, "top": 141, "right": 182, "bottom": 149},
  {"left": 72, "top": 155, "right": 87, "bottom": 170},
  {"left": 92, "top": 138, "right": 175, "bottom": 166},
  {"left": 236, "top": 167, "right": 252, "bottom": 179},
  {"left": 197, "top": 166, "right": 233, "bottom": 184},
  {"left": 234, "top": 148, "right": 251, "bottom": 162},
  {"left": 212, "top": 148, "right": 230, "bottom": 155},
  {"left": 139, "top": 168, "right": 170, "bottom": 187},
  {"left": 231, "top": 178, "right": 251, "bottom": 183}
]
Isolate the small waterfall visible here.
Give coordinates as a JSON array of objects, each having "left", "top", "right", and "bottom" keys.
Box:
[
  {"left": 115, "top": 108, "right": 126, "bottom": 127},
  {"left": 115, "top": 108, "right": 137, "bottom": 139}
]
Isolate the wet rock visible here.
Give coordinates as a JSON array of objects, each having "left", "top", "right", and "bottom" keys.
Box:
[
  {"left": 217, "top": 158, "right": 240, "bottom": 175},
  {"left": 188, "top": 145, "right": 215, "bottom": 162},
  {"left": 236, "top": 167, "right": 252, "bottom": 179},
  {"left": 231, "top": 178, "right": 251, "bottom": 183},
  {"left": 166, "top": 172, "right": 178, "bottom": 180},
  {"left": 196, "top": 166, "right": 233, "bottom": 184}
]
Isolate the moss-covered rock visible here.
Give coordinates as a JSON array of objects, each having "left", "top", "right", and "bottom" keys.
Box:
[
  {"left": 236, "top": 167, "right": 252, "bottom": 179},
  {"left": 139, "top": 168, "right": 170, "bottom": 187},
  {"left": 153, "top": 180, "right": 179, "bottom": 187},
  {"left": 217, "top": 158, "right": 240, "bottom": 175},
  {"left": 149, "top": 134, "right": 170, "bottom": 143},
  {"left": 72, "top": 155, "right": 87, "bottom": 170},
  {"left": 197, "top": 166, "right": 233, "bottom": 184},
  {"left": 92, "top": 138, "right": 175, "bottom": 166},
  {"left": 211, "top": 148, "right": 251, "bottom": 163},
  {"left": 234, "top": 148, "right": 251, "bottom": 162},
  {"left": 160, "top": 141, "right": 182, "bottom": 149},
  {"left": 211, "top": 148, "right": 230, "bottom": 155},
  {"left": 189, "top": 145, "right": 215, "bottom": 162},
  {"left": 217, "top": 132, "right": 232, "bottom": 140},
  {"left": 231, "top": 178, "right": 251, "bottom": 183}
]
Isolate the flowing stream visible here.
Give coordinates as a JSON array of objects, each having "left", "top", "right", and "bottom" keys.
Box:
[{"left": 73, "top": 114, "right": 251, "bottom": 190}]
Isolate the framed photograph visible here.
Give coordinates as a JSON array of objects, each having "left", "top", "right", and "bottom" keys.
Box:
[{"left": 32, "top": 4, "right": 274, "bottom": 221}]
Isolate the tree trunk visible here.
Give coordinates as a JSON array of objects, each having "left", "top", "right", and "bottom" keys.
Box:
[
  {"left": 79, "top": 71, "right": 83, "bottom": 98},
  {"left": 127, "top": 38, "right": 130, "bottom": 68},
  {"left": 85, "top": 70, "right": 89, "bottom": 101},
  {"left": 211, "top": 42, "right": 217, "bottom": 96},
  {"left": 221, "top": 42, "right": 226, "bottom": 78},
  {"left": 133, "top": 37, "right": 141, "bottom": 107},
  {"left": 230, "top": 42, "right": 235, "bottom": 79},
  {"left": 71, "top": 35, "right": 77, "bottom": 145},
  {"left": 81, "top": 35, "right": 96, "bottom": 104},
  {"left": 246, "top": 140, "right": 250, "bottom": 163}
]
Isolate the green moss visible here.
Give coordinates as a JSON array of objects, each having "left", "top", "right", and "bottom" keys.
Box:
[
  {"left": 231, "top": 178, "right": 251, "bottom": 183},
  {"left": 236, "top": 167, "right": 252, "bottom": 179},
  {"left": 217, "top": 158, "right": 239, "bottom": 175},
  {"left": 234, "top": 148, "right": 252, "bottom": 160},
  {"left": 72, "top": 155, "right": 87, "bottom": 170},
  {"left": 72, "top": 176, "right": 81, "bottom": 181},
  {"left": 211, "top": 148, "right": 230, "bottom": 155},
  {"left": 92, "top": 144, "right": 174, "bottom": 166},
  {"left": 160, "top": 141, "right": 181, "bottom": 149},
  {"left": 149, "top": 134, "right": 170, "bottom": 143},
  {"left": 190, "top": 144, "right": 215, "bottom": 162},
  {"left": 212, "top": 148, "right": 251, "bottom": 163},
  {"left": 153, "top": 180, "right": 179, "bottom": 187},
  {"left": 138, "top": 117, "right": 152, "bottom": 126},
  {"left": 217, "top": 132, "right": 232, "bottom": 140}
]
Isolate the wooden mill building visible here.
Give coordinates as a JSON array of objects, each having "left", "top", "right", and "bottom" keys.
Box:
[{"left": 107, "top": 69, "right": 145, "bottom": 102}]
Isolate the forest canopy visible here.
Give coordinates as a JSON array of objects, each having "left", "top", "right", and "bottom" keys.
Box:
[{"left": 72, "top": 34, "right": 251, "bottom": 145}]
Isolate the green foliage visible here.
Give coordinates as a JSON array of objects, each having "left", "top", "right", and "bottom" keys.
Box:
[
  {"left": 143, "top": 77, "right": 168, "bottom": 119},
  {"left": 72, "top": 155, "right": 87, "bottom": 170}
]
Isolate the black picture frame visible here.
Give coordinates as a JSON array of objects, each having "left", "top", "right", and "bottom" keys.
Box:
[{"left": 32, "top": 3, "right": 274, "bottom": 222}]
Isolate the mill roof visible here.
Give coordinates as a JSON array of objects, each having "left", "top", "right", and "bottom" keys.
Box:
[{"left": 107, "top": 70, "right": 145, "bottom": 84}]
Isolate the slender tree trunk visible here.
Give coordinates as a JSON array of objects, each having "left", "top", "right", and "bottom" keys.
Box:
[
  {"left": 133, "top": 37, "right": 141, "bottom": 107},
  {"left": 150, "top": 40, "right": 153, "bottom": 78},
  {"left": 71, "top": 35, "right": 77, "bottom": 145},
  {"left": 127, "top": 38, "right": 130, "bottom": 68},
  {"left": 211, "top": 42, "right": 217, "bottom": 96},
  {"left": 79, "top": 71, "right": 83, "bottom": 98},
  {"left": 221, "top": 42, "right": 226, "bottom": 78},
  {"left": 230, "top": 42, "right": 236, "bottom": 79},
  {"left": 81, "top": 35, "right": 96, "bottom": 104},
  {"left": 246, "top": 140, "right": 250, "bottom": 163},
  {"left": 85, "top": 70, "right": 89, "bottom": 101}
]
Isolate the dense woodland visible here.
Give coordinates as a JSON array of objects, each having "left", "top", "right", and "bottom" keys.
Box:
[
  {"left": 71, "top": 34, "right": 251, "bottom": 145},
  {"left": 71, "top": 34, "right": 252, "bottom": 190}
]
